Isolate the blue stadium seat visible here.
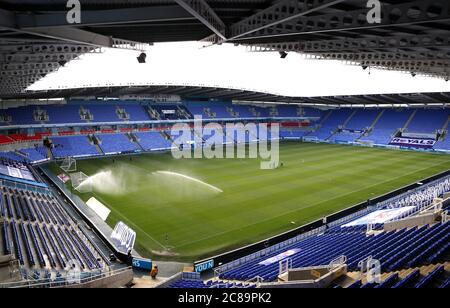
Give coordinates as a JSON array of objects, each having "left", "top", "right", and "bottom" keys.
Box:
[
  {"left": 51, "top": 136, "right": 100, "bottom": 158},
  {"left": 135, "top": 131, "right": 173, "bottom": 151},
  {"left": 414, "top": 265, "right": 445, "bottom": 288},
  {"left": 408, "top": 109, "right": 449, "bottom": 134},
  {"left": 98, "top": 134, "right": 140, "bottom": 154}
]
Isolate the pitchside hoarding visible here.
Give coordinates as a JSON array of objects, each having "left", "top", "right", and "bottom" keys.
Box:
[
  {"left": 110, "top": 221, "right": 136, "bottom": 255},
  {"left": 132, "top": 257, "right": 153, "bottom": 271},
  {"left": 389, "top": 137, "right": 436, "bottom": 149},
  {"left": 195, "top": 259, "right": 214, "bottom": 273}
]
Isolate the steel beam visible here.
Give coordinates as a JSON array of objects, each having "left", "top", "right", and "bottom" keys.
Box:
[
  {"left": 246, "top": 34, "right": 450, "bottom": 53},
  {"left": 227, "top": 0, "right": 347, "bottom": 41},
  {"left": 0, "top": 8, "right": 147, "bottom": 50},
  {"left": 230, "top": 0, "right": 450, "bottom": 42},
  {"left": 0, "top": 43, "right": 96, "bottom": 54},
  {"left": 0, "top": 68, "right": 57, "bottom": 77},
  {"left": 309, "top": 51, "right": 450, "bottom": 61},
  {"left": 15, "top": 6, "right": 194, "bottom": 28},
  {"left": 357, "top": 59, "right": 450, "bottom": 71},
  {"left": 174, "top": 0, "right": 226, "bottom": 39},
  {"left": 0, "top": 52, "right": 82, "bottom": 64},
  {"left": 19, "top": 27, "right": 113, "bottom": 48}
]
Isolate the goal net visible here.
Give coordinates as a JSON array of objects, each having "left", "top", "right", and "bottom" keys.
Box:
[
  {"left": 61, "top": 157, "right": 77, "bottom": 173},
  {"left": 70, "top": 172, "right": 91, "bottom": 193}
]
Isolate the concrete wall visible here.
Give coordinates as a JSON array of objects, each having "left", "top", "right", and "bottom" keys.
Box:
[
  {"left": 286, "top": 267, "right": 330, "bottom": 281},
  {"left": 384, "top": 212, "right": 438, "bottom": 231},
  {"left": 0, "top": 257, "right": 22, "bottom": 284},
  {"left": 261, "top": 265, "right": 347, "bottom": 289},
  {"left": 155, "top": 272, "right": 182, "bottom": 288},
  {"left": 64, "top": 268, "right": 134, "bottom": 289}
]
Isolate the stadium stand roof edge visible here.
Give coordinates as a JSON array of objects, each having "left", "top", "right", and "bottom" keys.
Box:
[{"left": 1, "top": 86, "right": 450, "bottom": 107}]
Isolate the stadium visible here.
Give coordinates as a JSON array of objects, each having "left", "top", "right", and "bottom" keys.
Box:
[{"left": 0, "top": 0, "right": 449, "bottom": 291}]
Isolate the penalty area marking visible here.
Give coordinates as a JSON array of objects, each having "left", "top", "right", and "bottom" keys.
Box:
[
  {"left": 173, "top": 159, "right": 450, "bottom": 249},
  {"left": 89, "top": 192, "right": 170, "bottom": 251}
]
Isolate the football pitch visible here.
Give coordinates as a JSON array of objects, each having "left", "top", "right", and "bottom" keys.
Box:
[{"left": 47, "top": 142, "right": 450, "bottom": 261}]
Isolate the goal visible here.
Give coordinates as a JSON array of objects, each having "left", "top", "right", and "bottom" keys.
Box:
[
  {"left": 70, "top": 171, "right": 91, "bottom": 193},
  {"left": 60, "top": 157, "right": 77, "bottom": 173}
]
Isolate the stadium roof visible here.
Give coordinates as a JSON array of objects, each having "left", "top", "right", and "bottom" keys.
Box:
[
  {"left": 1, "top": 0, "right": 450, "bottom": 96},
  {"left": 4, "top": 85, "right": 450, "bottom": 107}
]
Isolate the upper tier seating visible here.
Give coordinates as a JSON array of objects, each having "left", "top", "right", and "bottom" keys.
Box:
[
  {"left": 121, "top": 104, "right": 150, "bottom": 121},
  {"left": 0, "top": 103, "right": 448, "bottom": 130},
  {"left": 0, "top": 106, "right": 34, "bottom": 125},
  {"left": 184, "top": 102, "right": 212, "bottom": 118},
  {"left": 301, "top": 107, "right": 323, "bottom": 118},
  {"left": 276, "top": 105, "right": 303, "bottom": 118},
  {"left": 185, "top": 102, "right": 243, "bottom": 119},
  {"left": 150, "top": 104, "right": 193, "bottom": 120},
  {"left": 83, "top": 104, "right": 120, "bottom": 123},
  {"left": 248, "top": 106, "right": 271, "bottom": 118},
  {"left": 0, "top": 102, "right": 149, "bottom": 126},
  {"left": 2, "top": 101, "right": 323, "bottom": 126},
  {"left": 206, "top": 104, "right": 232, "bottom": 119},
  {"left": 42, "top": 104, "right": 83, "bottom": 124},
  {"left": 228, "top": 105, "right": 254, "bottom": 118}
]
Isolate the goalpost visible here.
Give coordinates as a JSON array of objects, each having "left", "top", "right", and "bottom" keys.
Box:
[
  {"left": 70, "top": 171, "right": 92, "bottom": 193},
  {"left": 60, "top": 157, "right": 77, "bottom": 173}
]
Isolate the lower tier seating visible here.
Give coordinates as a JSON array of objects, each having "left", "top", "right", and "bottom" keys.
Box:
[
  {"left": 0, "top": 184, "right": 111, "bottom": 277},
  {"left": 98, "top": 134, "right": 140, "bottom": 154},
  {"left": 169, "top": 279, "right": 256, "bottom": 289},
  {"left": 219, "top": 222, "right": 449, "bottom": 282},
  {"left": 51, "top": 136, "right": 100, "bottom": 158}
]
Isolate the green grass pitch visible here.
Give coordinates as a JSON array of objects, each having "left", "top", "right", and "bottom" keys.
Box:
[{"left": 47, "top": 142, "right": 450, "bottom": 261}]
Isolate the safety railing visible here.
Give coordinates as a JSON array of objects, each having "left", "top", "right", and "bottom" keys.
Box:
[{"left": 0, "top": 266, "right": 131, "bottom": 289}]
